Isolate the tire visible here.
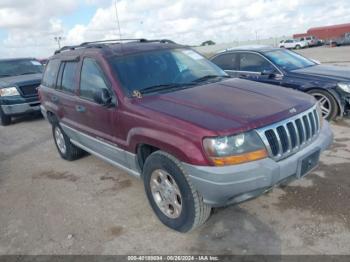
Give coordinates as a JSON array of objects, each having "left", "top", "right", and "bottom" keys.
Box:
[
  {"left": 52, "top": 123, "right": 84, "bottom": 161},
  {"left": 295, "top": 45, "right": 301, "bottom": 49},
  {"left": 142, "top": 151, "right": 211, "bottom": 232},
  {"left": 0, "top": 107, "right": 11, "bottom": 126},
  {"left": 307, "top": 89, "right": 338, "bottom": 121}
]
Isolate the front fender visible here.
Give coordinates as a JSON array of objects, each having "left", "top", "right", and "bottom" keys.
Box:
[
  {"left": 126, "top": 127, "right": 209, "bottom": 166},
  {"left": 328, "top": 88, "right": 344, "bottom": 117}
]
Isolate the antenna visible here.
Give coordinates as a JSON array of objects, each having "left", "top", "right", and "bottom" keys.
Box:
[{"left": 114, "top": 0, "right": 122, "bottom": 40}]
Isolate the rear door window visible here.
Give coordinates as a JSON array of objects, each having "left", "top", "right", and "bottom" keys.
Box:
[
  {"left": 211, "top": 53, "right": 238, "bottom": 70},
  {"left": 42, "top": 60, "right": 60, "bottom": 88},
  {"left": 57, "top": 62, "right": 78, "bottom": 93}
]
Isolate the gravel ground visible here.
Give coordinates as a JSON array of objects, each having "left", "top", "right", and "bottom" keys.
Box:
[
  {"left": 296, "top": 45, "right": 350, "bottom": 64},
  {"left": 0, "top": 114, "right": 350, "bottom": 255}
]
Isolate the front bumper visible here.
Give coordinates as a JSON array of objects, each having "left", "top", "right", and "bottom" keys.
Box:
[
  {"left": 1, "top": 101, "right": 41, "bottom": 116},
  {"left": 182, "top": 121, "right": 333, "bottom": 207}
]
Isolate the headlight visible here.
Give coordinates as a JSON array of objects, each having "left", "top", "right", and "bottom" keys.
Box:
[
  {"left": 0, "top": 87, "right": 20, "bottom": 97},
  {"left": 203, "top": 131, "right": 268, "bottom": 166},
  {"left": 337, "top": 83, "right": 350, "bottom": 93}
]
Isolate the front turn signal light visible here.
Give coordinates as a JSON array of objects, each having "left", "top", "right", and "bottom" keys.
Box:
[{"left": 210, "top": 149, "right": 268, "bottom": 166}]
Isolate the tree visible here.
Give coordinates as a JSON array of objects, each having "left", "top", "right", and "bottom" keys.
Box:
[{"left": 201, "top": 40, "right": 216, "bottom": 46}]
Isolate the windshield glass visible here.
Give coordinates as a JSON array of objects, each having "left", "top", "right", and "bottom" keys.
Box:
[
  {"left": 109, "top": 48, "right": 227, "bottom": 96},
  {"left": 264, "top": 49, "right": 316, "bottom": 71},
  {"left": 0, "top": 59, "right": 43, "bottom": 78}
]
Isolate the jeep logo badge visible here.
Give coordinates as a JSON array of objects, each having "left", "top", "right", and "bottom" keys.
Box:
[{"left": 289, "top": 108, "right": 297, "bottom": 113}]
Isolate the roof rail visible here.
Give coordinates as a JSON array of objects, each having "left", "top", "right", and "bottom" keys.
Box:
[
  {"left": 54, "top": 39, "right": 176, "bottom": 54},
  {"left": 80, "top": 38, "right": 148, "bottom": 46}
]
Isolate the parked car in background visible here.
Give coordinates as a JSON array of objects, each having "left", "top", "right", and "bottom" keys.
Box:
[
  {"left": 39, "top": 39, "right": 332, "bottom": 232},
  {"left": 279, "top": 39, "right": 308, "bottom": 49},
  {"left": 0, "top": 58, "right": 43, "bottom": 125},
  {"left": 299, "top": 36, "right": 318, "bottom": 47},
  {"left": 210, "top": 46, "right": 350, "bottom": 120}
]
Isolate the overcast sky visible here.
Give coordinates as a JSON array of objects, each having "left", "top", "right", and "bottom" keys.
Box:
[{"left": 0, "top": 0, "right": 350, "bottom": 58}]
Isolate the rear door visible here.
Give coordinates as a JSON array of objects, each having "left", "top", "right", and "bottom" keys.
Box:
[
  {"left": 210, "top": 53, "right": 239, "bottom": 77},
  {"left": 40, "top": 58, "right": 82, "bottom": 130},
  {"left": 55, "top": 60, "right": 82, "bottom": 131}
]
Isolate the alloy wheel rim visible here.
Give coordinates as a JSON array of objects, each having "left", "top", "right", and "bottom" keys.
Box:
[
  {"left": 312, "top": 93, "right": 331, "bottom": 119},
  {"left": 150, "top": 169, "right": 183, "bottom": 219},
  {"left": 54, "top": 127, "right": 67, "bottom": 154}
]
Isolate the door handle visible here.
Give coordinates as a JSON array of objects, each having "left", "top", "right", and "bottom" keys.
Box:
[{"left": 75, "top": 105, "right": 86, "bottom": 113}]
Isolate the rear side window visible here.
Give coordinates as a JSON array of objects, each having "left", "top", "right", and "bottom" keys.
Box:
[
  {"left": 80, "top": 58, "right": 109, "bottom": 101},
  {"left": 42, "top": 60, "right": 60, "bottom": 88},
  {"left": 57, "top": 62, "right": 78, "bottom": 93},
  {"left": 211, "top": 53, "right": 238, "bottom": 70}
]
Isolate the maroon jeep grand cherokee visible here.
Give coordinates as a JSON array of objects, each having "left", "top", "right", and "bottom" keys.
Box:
[{"left": 39, "top": 39, "right": 333, "bottom": 232}]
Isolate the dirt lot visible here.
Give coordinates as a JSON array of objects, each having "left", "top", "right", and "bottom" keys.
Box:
[
  {"left": 296, "top": 45, "right": 350, "bottom": 64},
  {"left": 1, "top": 47, "right": 350, "bottom": 255}
]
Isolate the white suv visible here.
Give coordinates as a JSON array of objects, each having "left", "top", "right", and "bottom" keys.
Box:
[{"left": 279, "top": 39, "right": 307, "bottom": 49}]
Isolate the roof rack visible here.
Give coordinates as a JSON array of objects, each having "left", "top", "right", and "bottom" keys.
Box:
[{"left": 54, "top": 39, "right": 176, "bottom": 54}]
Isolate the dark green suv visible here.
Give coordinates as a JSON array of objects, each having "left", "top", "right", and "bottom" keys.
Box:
[{"left": 0, "top": 58, "right": 43, "bottom": 125}]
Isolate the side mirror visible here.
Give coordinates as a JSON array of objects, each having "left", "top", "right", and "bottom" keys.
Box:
[
  {"left": 93, "top": 88, "right": 112, "bottom": 106},
  {"left": 261, "top": 69, "right": 276, "bottom": 77}
]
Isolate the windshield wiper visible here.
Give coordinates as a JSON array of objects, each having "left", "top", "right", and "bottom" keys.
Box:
[
  {"left": 139, "top": 82, "right": 196, "bottom": 95},
  {"left": 192, "top": 75, "right": 230, "bottom": 83}
]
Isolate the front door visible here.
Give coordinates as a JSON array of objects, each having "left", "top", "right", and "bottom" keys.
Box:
[
  {"left": 71, "top": 57, "right": 127, "bottom": 166},
  {"left": 237, "top": 52, "right": 283, "bottom": 86}
]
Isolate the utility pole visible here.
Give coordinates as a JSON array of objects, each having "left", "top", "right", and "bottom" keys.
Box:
[{"left": 54, "top": 36, "right": 63, "bottom": 49}]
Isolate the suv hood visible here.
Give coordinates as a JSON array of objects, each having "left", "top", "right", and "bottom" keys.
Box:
[
  {"left": 291, "top": 64, "right": 350, "bottom": 82},
  {"left": 0, "top": 73, "right": 42, "bottom": 88},
  {"left": 137, "top": 78, "right": 315, "bottom": 135}
]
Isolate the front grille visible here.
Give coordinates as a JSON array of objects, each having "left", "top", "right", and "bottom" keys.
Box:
[
  {"left": 256, "top": 105, "right": 320, "bottom": 161},
  {"left": 19, "top": 84, "right": 39, "bottom": 97}
]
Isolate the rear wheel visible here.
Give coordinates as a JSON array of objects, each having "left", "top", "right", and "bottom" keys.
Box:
[
  {"left": 143, "top": 151, "right": 211, "bottom": 232},
  {"left": 307, "top": 89, "right": 338, "bottom": 120},
  {"left": 52, "top": 123, "right": 84, "bottom": 161},
  {"left": 295, "top": 45, "right": 301, "bottom": 49},
  {"left": 0, "top": 107, "right": 11, "bottom": 126}
]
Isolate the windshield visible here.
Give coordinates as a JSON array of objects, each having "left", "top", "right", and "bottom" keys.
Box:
[
  {"left": 264, "top": 49, "right": 316, "bottom": 71},
  {"left": 109, "top": 48, "right": 227, "bottom": 96},
  {"left": 0, "top": 59, "right": 43, "bottom": 78}
]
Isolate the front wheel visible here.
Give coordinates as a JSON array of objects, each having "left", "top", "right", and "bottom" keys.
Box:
[
  {"left": 295, "top": 45, "right": 301, "bottom": 49},
  {"left": 143, "top": 151, "right": 211, "bottom": 232},
  {"left": 307, "top": 89, "right": 338, "bottom": 120}
]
